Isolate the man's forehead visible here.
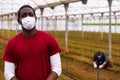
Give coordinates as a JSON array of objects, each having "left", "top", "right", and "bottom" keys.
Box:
[{"left": 20, "top": 7, "right": 34, "bottom": 13}]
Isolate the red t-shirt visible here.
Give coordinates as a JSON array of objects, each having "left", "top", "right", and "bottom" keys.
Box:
[{"left": 3, "top": 30, "right": 61, "bottom": 80}]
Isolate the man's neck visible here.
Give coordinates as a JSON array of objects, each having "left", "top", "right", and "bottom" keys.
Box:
[{"left": 22, "top": 27, "right": 37, "bottom": 38}]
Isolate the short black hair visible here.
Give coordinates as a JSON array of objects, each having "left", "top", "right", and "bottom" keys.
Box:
[
  {"left": 17, "top": 5, "right": 36, "bottom": 19},
  {"left": 96, "top": 51, "right": 102, "bottom": 56}
]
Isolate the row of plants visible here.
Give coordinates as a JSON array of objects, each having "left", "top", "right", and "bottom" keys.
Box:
[
  {"left": 0, "top": 30, "right": 120, "bottom": 80},
  {"left": 57, "top": 31, "right": 120, "bottom": 56},
  {"left": 0, "top": 30, "right": 73, "bottom": 80},
  {"left": 61, "top": 53, "right": 120, "bottom": 80},
  {"left": 49, "top": 31, "right": 120, "bottom": 79}
]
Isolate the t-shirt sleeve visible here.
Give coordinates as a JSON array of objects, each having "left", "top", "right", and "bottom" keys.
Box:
[
  {"left": 3, "top": 39, "right": 15, "bottom": 63},
  {"left": 48, "top": 34, "right": 61, "bottom": 56}
]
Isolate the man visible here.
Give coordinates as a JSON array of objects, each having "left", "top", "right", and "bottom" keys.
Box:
[
  {"left": 3, "top": 5, "right": 61, "bottom": 80},
  {"left": 93, "top": 51, "right": 109, "bottom": 69}
]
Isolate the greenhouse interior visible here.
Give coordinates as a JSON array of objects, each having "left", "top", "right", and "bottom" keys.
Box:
[{"left": 0, "top": 0, "right": 120, "bottom": 80}]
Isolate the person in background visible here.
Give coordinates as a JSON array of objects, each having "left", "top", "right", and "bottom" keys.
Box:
[
  {"left": 3, "top": 5, "right": 61, "bottom": 80},
  {"left": 93, "top": 51, "right": 109, "bottom": 69}
]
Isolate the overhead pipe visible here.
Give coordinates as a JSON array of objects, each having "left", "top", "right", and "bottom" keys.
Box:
[{"left": 1, "top": 10, "right": 120, "bottom": 18}]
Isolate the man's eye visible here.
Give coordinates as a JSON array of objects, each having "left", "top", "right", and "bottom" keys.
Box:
[
  {"left": 21, "top": 13, "right": 27, "bottom": 18},
  {"left": 29, "top": 13, "right": 34, "bottom": 17}
]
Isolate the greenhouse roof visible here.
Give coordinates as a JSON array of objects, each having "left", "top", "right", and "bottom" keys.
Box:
[{"left": 0, "top": 0, "right": 120, "bottom": 16}]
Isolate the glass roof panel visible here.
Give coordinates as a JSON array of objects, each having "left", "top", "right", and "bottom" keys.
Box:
[
  {"left": 32, "top": 0, "right": 47, "bottom": 6},
  {"left": 0, "top": 0, "right": 120, "bottom": 16},
  {"left": 45, "top": 0, "right": 61, "bottom": 4}
]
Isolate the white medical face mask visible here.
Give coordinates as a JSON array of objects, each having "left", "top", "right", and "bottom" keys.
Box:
[
  {"left": 22, "top": 16, "right": 36, "bottom": 30},
  {"left": 97, "top": 55, "right": 102, "bottom": 58}
]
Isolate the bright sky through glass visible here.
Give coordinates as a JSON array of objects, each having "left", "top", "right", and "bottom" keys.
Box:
[{"left": 0, "top": 0, "right": 120, "bottom": 16}]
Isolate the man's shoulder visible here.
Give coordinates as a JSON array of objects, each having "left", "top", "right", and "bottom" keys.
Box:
[
  {"left": 102, "top": 52, "right": 106, "bottom": 55},
  {"left": 8, "top": 32, "right": 22, "bottom": 42},
  {"left": 37, "top": 30, "right": 56, "bottom": 43},
  {"left": 37, "top": 30, "right": 53, "bottom": 37},
  {"left": 38, "top": 30, "right": 49, "bottom": 34}
]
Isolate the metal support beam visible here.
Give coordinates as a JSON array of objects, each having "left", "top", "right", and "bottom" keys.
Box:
[
  {"left": 14, "top": 13, "right": 18, "bottom": 34},
  {"left": 0, "top": 16, "right": 3, "bottom": 50},
  {"left": 91, "top": 13, "right": 95, "bottom": 32},
  {"left": 54, "top": 16, "right": 57, "bottom": 36},
  {"left": 81, "top": 14, "right": 84, "bottom": 38},
  {"left": 101, "top": 13, "right": 104, "bottom": 39},
  {"left": 8, "top": 15, "right": 12, "bottom": 38},
  {"left": 64, "top": 3, "right": 69, "bottom": 53},
  {"left": 50, "top": 6, "right": 57, "bottom": 35},
  {"left": 82, "top": 0, "right": 88, "bottom": 4},
  {"left": 1, "top": 16, "right": 3, "bottom": 38},
  {"left": 114, "top": 12, "right": 117, "bottom": 33},
  {"left": 8, "top": 14, "right": 12, "bottom": 30},
  {"left": 108, "top": 0, "right": 113, "bottom": 59},
  {"left": 40, "top": 8, "right": 44, "bottom": 31},
  {"left": 50, "top": 6, "right": 55, "bottom": 10}
]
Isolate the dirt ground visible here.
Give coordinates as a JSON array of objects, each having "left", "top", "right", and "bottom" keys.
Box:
[
  {"left": 61, "top": 57, "right": 120, "bottom": 80},
  {"left": 0, "top": 31, "right": 120, "bottom": 80},
  {"left": 0, "top": 70, "right": 4, "bottom": 80},
  {"left": 0, "top": 56, "right": 120, "bottom": 80}
]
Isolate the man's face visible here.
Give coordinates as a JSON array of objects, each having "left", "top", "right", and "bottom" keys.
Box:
[
  {"left": 97, "top": 54, "right": 102, "bottom": 58},
  {"left": 18, "top": 7, "right": 35, "bottom": 24}
]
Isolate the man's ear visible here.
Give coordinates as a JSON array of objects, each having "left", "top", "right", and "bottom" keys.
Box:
[{"left": 17, "top": 18, "right": 22, "bottom": 25}]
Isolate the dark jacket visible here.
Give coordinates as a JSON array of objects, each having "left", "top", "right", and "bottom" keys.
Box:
[{"left": 93, "top": 52, "right": 109, "bottom": 65}]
